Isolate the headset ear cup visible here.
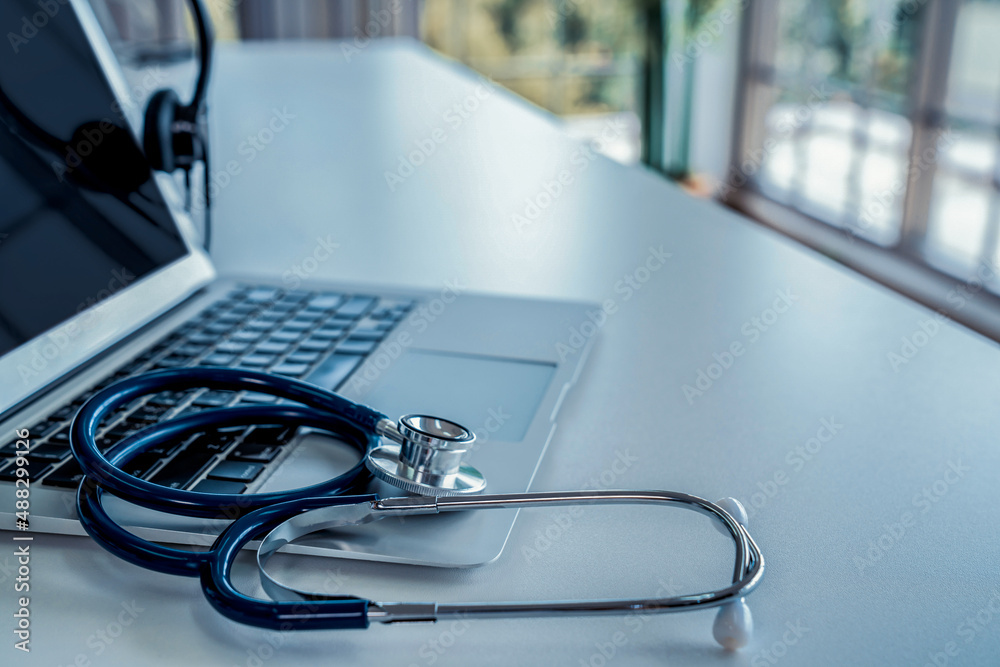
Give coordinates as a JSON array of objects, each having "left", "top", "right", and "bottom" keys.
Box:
[{"left": 144, "top": 88, "right": 181, "bottom": 172}]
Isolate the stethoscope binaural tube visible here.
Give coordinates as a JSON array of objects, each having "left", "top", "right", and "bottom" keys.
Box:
[{"left": 201, "top": 490, "right": 764, "bottom": 647}]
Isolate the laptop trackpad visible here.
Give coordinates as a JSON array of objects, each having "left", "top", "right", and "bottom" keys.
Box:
[{"left": 357, "top": 349, "right": 556, "bottom": 442}]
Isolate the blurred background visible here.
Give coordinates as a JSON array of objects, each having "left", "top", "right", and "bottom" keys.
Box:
[{"left": 87, "top": 0, "right": 1000, "bottom": 335}]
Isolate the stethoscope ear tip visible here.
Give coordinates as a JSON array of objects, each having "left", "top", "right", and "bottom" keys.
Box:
[
  {"left": 712, "top": 598, "right": 753, "bottom": 650},
  {"left": 712, "top": 497, "right": 749, "bottom": 536}
]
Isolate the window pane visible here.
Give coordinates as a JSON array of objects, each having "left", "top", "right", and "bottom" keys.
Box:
[
  {"left": 926, "top": 172, "right": 993, "bottom": 270},
  {"left": 752, "top": 0, "right": 923, "bottom": 245},
  {"left": 945, "top": 0, "right": 1000, "bottom": 125},
  {"left": 422, "top": 0, "right": 646, "bottom": 164}
]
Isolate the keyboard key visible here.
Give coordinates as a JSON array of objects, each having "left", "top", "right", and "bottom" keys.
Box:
[
  {"left": 0, "top": 440, "right": 25, "bottom": 456},
  {"left": 154, "top": 355, "right": 188, "bottom": 368},
  {"left": 201, "top": 353, "right": 237, "bottom": 366},
  {"left": 271, "top": 362, "right": 310, "bottom": 377},
  {"left": 216, "top": 311, "right": 246, "bottom": 324},
  {"left": 246, "top": 287, "right": 280, "bottom": 302},
  {"left": 268, "top": 330, "right": 301, "bottom": 343},
  {"left": 308, "top": 328, "right": 345, "bottom": 341},
  {"left": 305, "top": 353, "right": 362, "bottom": 390},
  {"left": 121, "top": 452, "right": 162, "bottom": 479},
  {"left": 243, "top": 425, "right": 293, "bottom": 445},
  {"left": 193, "top": 391, "right": 237, "bottom": 407},
  {"left": 43, "top": 459, "right": 85, "bottom": 488},
  {"left": 231, "top": 331, "right": 264, "bottom": 343},
  {"left": 336, "top": 339, "right": 377, "bottom": 355},
  {"left": 228, "top": 442, "right": 282, "bottom": 463},
  {"left": 239, "top": 392, "right": 277, "bottom": 404},
  {"left": 133, "top": 403, "right": 171, "bottom": 420},
  {"left": 291, "top": 311, "right": 326, "bottom": 323},
  {"left": 207, "top": 461, "right": 264, "bottom": 483},
  {"left": 191, "top": 479, "right": 247, "bottom": 495},
  {"left": 246, "top": 320, "right": 275, "bottom": 331},
  {"left": 336, "top": 296, "right": 375, "bottom": 318},
  {"left": 50, "top": 404, "right": 77, "bottom": 421},
  {"left": 187, "top": 332, "right": 218, "bottom": 345},
  {"left": 188, "top": 431, "right": 240, "bottom": 454},
  {"left": 174, "top": 343, "right": 208, "bottom": 358},
  {"left": 147, "top": 439, "right": 188, "bottom": 458},
  {"left": 305, "top": 294, "right": 343, "bottom": 310},
  {"left": 345, "top": 330, "right": 385, "bottom": 342},
  {"left": 149, "top": 391, "right": 189, "bottom": 406},
  {"left": 217, "top": 340, "right": 252, "bottom": 354},
  {"left": 30, "top": 421, "right": 63, "bottom": 439},
  {"left": 30, "top": 444, "right": 71, "bottom": 461},
  {"left": 47, "top": 427, "right": 71, "bottom": 444},
  {"left": 238, "top": 354, "right": 275, "bottom": 368},
  {"left": 285, "top": 351, "right": 322, "bottom": 365},
  {"left": 204, "top": 321, "right": 235, "bottom": 334},
  {"left": 297, "top": 339, "right": 332, "bottom": 353},
  {"left": 281, "top": 321, "right": 312, "bottom": 332},
  {"left": 173, "top": 406, "right": 207, "bottom": 419},
  {"left": 254, "top": 341, "right": 291, "bottom": 355},
  {"left": 148, "top": 446, "right": 217, "bottom": 490},
  {"left": 0, "top": 458, "right": 53, "bottom": 482}
]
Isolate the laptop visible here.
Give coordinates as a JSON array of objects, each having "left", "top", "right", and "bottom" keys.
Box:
[{"left": 0, "top": 0, "right": 595, "bottom": 567}]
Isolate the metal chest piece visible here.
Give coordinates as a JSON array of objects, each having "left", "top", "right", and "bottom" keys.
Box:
[{"left": 368, "top": 415, "right": 486, "bottom": 495}]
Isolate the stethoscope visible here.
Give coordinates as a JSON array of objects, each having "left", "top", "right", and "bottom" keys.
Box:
[{"left": 70, "top": 367, "right": 765, "bottom": 650}]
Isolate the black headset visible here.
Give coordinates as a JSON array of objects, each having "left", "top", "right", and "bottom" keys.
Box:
[{"left": 142, "top": 0, "right": 215, "bottom": 250}]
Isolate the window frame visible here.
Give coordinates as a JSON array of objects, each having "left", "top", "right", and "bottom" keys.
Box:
[{"left": 726, "top": 0, "right": 1000, "bottom": 342}]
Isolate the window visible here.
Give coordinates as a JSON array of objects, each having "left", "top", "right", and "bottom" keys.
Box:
[{"left": 734, "top": 0, "right": 1000, "bottom": 289}]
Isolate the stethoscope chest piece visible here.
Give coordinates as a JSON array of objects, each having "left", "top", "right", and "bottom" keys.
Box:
[{"left": 368, "top": 414, "right": 486, "bottom": 495}]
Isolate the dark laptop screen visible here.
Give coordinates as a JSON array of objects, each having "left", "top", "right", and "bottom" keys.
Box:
[{"left": 0, "top": 0, "right": 189, "bottom": 358}]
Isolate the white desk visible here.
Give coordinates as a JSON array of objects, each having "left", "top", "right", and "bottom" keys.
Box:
[{"left": 6, "top": 40, "right": 1000, "bottom": 666}]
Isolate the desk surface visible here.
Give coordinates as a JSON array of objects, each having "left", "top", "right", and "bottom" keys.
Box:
[{"left": 6, "top": 40, "right": 1000, "bottom": 666}]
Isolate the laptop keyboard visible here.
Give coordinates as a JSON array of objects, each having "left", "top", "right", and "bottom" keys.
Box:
[{"left": 0, "top": 285, "right": 412, "bottom": 494}]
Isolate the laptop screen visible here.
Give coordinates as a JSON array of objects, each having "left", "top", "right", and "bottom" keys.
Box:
[{"left": 0, "top": 0, "right": 189, "bottom": 359}]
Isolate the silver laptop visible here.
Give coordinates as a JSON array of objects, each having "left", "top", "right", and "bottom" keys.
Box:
[{"left": 0, "top": 0, "right": 595, "bottom": 567}]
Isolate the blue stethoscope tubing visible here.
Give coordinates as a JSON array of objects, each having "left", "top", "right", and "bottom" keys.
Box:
[
  {"left": 71, "top": 367, "right": 383, "bottom": 517},
  {"left": 72, "top": 367, "right": 382, "bottom": 628},
  {"left": 71, "top": 368, "right": 379, "bottom": 570}
]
